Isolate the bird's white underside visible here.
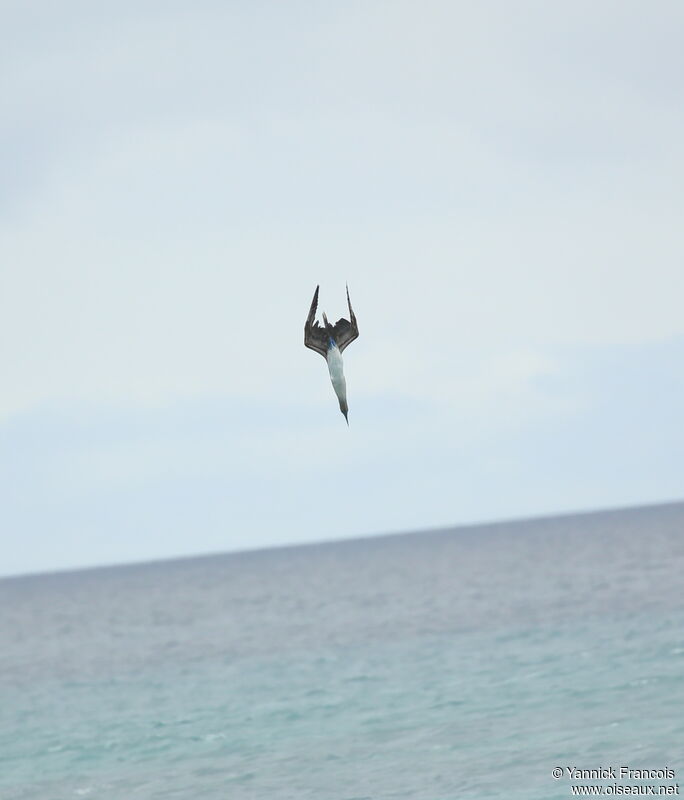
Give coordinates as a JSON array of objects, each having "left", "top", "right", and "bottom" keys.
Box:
[{"left": 326, "top": 344, "right": 347, "bottom": 405}]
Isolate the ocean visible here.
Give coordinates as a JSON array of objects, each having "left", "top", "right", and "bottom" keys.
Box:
[{"left": 1, "top": 502, "right": 683, "bottom": 799}]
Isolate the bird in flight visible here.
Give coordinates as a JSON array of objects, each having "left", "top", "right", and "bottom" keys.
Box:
[{"left": 304, "top": 284, "right": 359, "bottom": 424}]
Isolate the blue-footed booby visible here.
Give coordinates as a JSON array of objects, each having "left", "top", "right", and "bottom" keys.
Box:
[{"left": 304, "top": 284, "right": 359, "bottom": 424}]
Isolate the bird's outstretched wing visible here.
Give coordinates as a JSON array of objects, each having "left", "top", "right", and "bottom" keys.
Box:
[
  {"left": 304, "top": 285, "right": 328, "bottom": 359},
  {"left": 331, "top": 284, "right": 359, "bottom": 353}
]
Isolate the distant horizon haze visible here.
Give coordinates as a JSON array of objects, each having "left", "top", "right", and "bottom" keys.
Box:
[{"left": 4, "top": 496, "right": 682, "bottom": 580}]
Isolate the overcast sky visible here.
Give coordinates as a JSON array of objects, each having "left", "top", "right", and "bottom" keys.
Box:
[{"left": 2, "top": 1, "right": 683, "bottom": 576}]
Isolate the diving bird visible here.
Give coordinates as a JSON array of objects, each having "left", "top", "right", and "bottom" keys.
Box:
[{"left": 304, "top": 284, "right": 359, "bottom": 424}]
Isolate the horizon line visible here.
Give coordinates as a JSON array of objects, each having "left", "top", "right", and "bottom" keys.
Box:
[{"left": 3, "top": 495, "right": 682, "bottom": 583}]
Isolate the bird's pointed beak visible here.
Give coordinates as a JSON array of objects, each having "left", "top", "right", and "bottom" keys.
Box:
[{"left": 342, "top": 409, "right": 349, "bottom": 426}]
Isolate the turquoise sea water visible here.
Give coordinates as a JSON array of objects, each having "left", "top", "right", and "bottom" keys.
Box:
[{"left": 2, "top": 502, "right": 683, "bottom": 799}]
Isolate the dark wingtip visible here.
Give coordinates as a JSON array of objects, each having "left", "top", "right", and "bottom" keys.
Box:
[{"left": 307, "top": 285, "right": 320, "bottom": 319}]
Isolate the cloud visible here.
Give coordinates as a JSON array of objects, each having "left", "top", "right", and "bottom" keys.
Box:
[{"left": 3, "top": 334, "right": 683, "bottom": 576}]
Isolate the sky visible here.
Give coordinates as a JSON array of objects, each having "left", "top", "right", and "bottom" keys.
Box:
[{"left": 2, "top": 0, "right": 684, "bottom": 576}]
